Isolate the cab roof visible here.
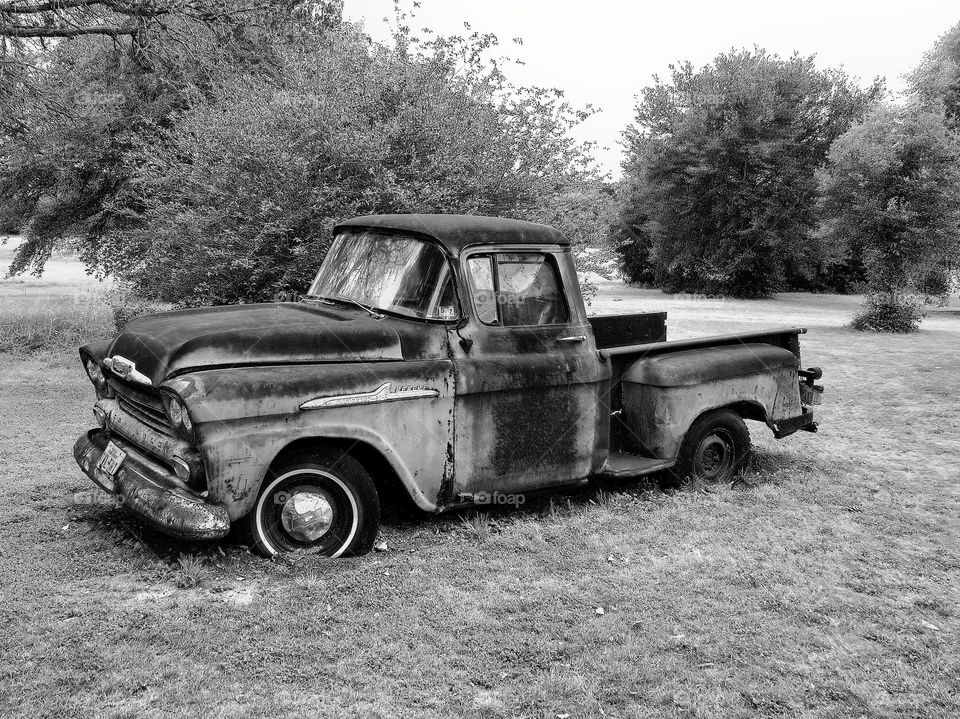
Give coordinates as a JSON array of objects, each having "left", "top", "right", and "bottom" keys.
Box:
[{"left": 334, "top": 214, "right": 571, "bottom": 255}]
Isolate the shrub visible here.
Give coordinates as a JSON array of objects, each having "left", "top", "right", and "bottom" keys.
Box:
[
  {"left": 851, "top": 293, "right": 926, "bottom": 333},
  {"left": 5, "top": 20, "right": 604, "bottom": 307},
  {"left": 917, "top": 268, "right": 955, "bottom": 305},
  {"left": 106, "top": 287, "right": 172, "bottom": 332},
  {"left": 817, "top": 106, "right": 960, "bottom": 320},
  {"left": 617, "top": 50, "right": 881, "bottom": 298}
]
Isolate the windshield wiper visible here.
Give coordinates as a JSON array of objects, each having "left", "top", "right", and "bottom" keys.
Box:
[
  {"left": 302, "top": 294, "right": 334, "bottom": 305},
  {"left": 335, "top": 296, "right": 385, "bottom": 319},
  {"left": 308, "top": 294, "right": 385, "bottom": 319}
]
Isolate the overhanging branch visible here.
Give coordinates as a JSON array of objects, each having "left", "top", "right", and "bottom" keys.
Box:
[
  {"left": 0, "top": 0, "right": 107, "bottom": 12},
  {"left": 0, "top": 23, "right": 138, "bottom": 37}
]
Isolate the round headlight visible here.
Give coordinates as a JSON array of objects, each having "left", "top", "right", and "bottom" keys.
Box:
[
  {"left": 164, "top": 395, "right": 194, "bottom": 437},
  {"left": 168, "top": 400, "right": 184, "bottom": 426},
  {"left": 84, "top": 357, "right": 105, "bottom": 386}
]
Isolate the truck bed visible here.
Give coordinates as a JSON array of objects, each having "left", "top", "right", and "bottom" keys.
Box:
[
  {"left": 600, "top": 326, "right": 805, "bottom": 361},
  {"left": 588, "top": 312, "right": 804, "bottom": 360},
  {"left": 589, "top": 313, "right": 808, "bottom": 460}
]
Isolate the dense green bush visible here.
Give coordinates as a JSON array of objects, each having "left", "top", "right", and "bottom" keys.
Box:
[
  {"left": 101, "top": 29, "right": 603, "bottom": 305},
  {"left": 106, "top": 287, "right": 172, "bottom": 332},
  {"left": 2, "top": 11, "right": 609, "bottom": 306},
  {"left": 910, "top": 21, "right": 960, "bottom": 130},
  {"left": 1, "top": 3, "right": 313, "bottom": 278},
  {"left": 851, "top": 294, "right": 926, "bottom": 333},
  {"left": 917, "top": 267, "right": 955, "bottom": 304},
  {"left": 615, "top": 50, "right": 880, "bottom": 297},
  {"left": 817, "top": 105, "right": 960, "bottom": 330}
]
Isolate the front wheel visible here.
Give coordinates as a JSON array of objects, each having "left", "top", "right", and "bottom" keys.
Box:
[
  {"left": 246, "top": 448, "right": 380, "bottom": 558},
  {"left": 673, "top": 409, "right": 751, "bottom": 483}
]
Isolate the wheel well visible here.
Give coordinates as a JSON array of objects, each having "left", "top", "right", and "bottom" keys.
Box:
[
  {"left": 269, "top": 437, "right": 420, "bottom": 516},
  {"left": 725, "top": 400, "right": 767, "bottom": 424}
]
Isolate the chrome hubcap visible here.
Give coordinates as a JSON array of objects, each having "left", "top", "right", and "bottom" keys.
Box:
[{"left": 280, "top": 491, "right": 334, "bottom": 542}]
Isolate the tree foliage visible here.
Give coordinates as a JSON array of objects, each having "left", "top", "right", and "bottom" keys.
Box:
[
  {"left": 95, "top": 29, "right": 602, "bottom": 304},
  {"left": 816, "top": 105, "right": 960, "bottom": 305},
  {"left": 615, "top": 50, "right": 881, "bottom": 297},
  {"left": 909, "top": 21, "right": 960, "bottom": 131},
  {"left": 0, "top": 2, "right": 343, "bottom": 273},
  {"left": 2, "top": 7, "right": 607, "bottom": 305}
]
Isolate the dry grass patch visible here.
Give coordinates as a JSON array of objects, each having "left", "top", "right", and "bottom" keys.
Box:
[{"left": 0, "top": 291, "right": 114, "bottom": 354}]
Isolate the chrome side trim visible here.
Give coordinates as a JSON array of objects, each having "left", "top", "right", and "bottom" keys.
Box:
[{"left": 300, "top": 382, "right": 439, "bottom": 410}]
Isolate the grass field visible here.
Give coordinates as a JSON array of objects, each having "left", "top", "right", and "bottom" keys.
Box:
[{"left": 1, "top": 240, "right": 958, "bottom": 718}]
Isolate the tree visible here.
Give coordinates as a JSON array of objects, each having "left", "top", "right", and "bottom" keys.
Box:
[
  {"left": 909, "top": 21, "right": 960, "bottom": 131},
  {"left": 0, "top": 2, "right": 344, "bottom": 274},
  {"left": 816, "top": 105, "right": 960, "bottom": 331},
  {"left": 907, "top": 20, "right": 960, "bottom": 302},
  {"left": 611, "top": 141, "right": 656, "bottom": 286},
  {"left": 615, "top": 50, "right": 881, "bottom": 297},
  {"left": 0, "top": 0, "right": 332, "bottom": 40},
  {"left": 8, "top": 17, "right": 604, "bottom": 305}
]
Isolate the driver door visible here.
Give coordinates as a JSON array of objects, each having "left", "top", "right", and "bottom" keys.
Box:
[{"left": 450, "top": 248, "right": 605, "bottom": 500}]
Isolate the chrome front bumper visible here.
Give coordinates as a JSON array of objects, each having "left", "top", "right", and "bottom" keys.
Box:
[{"left": 73, "top": 429, "right": 230, "bottom": 540}]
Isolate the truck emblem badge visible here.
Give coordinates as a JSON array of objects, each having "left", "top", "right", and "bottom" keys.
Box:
[
  {"left": 102, "top": 355, "right": 152, "bottom": 386},
  {"left": 300, "top": 382, "right": 439, "bottom": 410}
]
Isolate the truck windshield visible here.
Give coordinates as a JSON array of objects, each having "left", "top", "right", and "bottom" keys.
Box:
[{"left": 306, "top": 230, "right": 457, "bottom": 320}]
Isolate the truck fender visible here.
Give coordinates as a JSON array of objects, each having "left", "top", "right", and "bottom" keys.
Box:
[{"left": 619, "top": 344, "right": 802, "bottom": 460}]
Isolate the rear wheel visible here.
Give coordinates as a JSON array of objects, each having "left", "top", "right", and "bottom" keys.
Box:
[
  {"left": 246, "top": 447, "right": 380, "bottom": 558},
  {"left": 673, "top": 409, "right": 751, "bottom": 483}
]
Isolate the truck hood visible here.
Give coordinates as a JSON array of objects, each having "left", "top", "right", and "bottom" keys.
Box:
[{"left": 105, "top": 303, "right": 404, "bottom": 385}]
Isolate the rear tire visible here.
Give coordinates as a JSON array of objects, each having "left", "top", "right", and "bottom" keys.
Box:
[
  {"left": 245, "top": 447, "right": 380, "bottom": 558},
  {"left": 673, "top": 409, "right": 751, "bottom": 484}
]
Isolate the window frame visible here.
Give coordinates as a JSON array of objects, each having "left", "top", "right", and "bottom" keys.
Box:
[
  {"left": 462, "top": 248, "right": 571, "bottom": 328},
  {"left": 308, "top": 229, "right": 465, "bottom": 324}
]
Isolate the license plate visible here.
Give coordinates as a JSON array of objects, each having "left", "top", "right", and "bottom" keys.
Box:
[{"left": 96, "top": 441, "right": 127, "bottom": 483}]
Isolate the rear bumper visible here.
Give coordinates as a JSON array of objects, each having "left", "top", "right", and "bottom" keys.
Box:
[
  {"left": 772, "top": 407, "right": 818, "bottom": 438},
  {"left": 73, "top": 429, "right": 230, "bottom": 540}
]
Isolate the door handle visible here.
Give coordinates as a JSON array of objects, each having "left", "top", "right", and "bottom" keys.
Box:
[{"left": 557, "top": 335, "right": 587, "bottom": 343}]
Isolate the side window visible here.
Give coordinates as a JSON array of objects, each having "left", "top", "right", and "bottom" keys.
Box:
[
  {"left": 423, "top": 263, "right": 459, "bottom": 320},
  {"left": 466, "top": 256, "right": 499, "bottom": 325},
  {"left": 466, "top": 252, "right": 569, "bottom": 327}
]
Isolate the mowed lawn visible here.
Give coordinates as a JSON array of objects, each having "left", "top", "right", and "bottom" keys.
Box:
[{"left": 1, "top": 245, "right": 958, "bottom": 718}]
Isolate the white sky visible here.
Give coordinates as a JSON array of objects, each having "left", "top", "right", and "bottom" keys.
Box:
[{"left": 343, "top": 1, "right": 959, "bottom": 177}]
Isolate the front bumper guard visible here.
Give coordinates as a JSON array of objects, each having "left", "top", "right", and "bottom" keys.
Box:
[{"left": 74, "top": 429, "right": 230, "bottom": 540}]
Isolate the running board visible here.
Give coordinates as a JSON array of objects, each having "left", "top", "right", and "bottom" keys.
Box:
[{"left": 599, "top": 454, "right": 674, "bottom": 479}]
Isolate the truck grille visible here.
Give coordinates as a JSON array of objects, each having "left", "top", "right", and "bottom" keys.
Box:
[{"left": 110, "top": 380, "right": 173, "bottom": 436}]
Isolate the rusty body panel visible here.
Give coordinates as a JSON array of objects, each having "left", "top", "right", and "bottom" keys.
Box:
[
  {"left": 449, "top": 246, "right": 608, "bottom": 497},
  {"left": 72, "top": 214, "right": 822, "bottom": 550},
  {"left": 107, "top": 302, "right": 407, "bottom": 386},
  {"left": 621, "top": 344, "right": 805, "bottom": 459},
  {"left": 167, "top": 357, "right": 455, "bottom": 518}
]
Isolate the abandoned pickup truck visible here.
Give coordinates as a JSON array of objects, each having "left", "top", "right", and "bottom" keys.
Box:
[{"left": 74, "top": 214, "right": 823, "bottom": 557}]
